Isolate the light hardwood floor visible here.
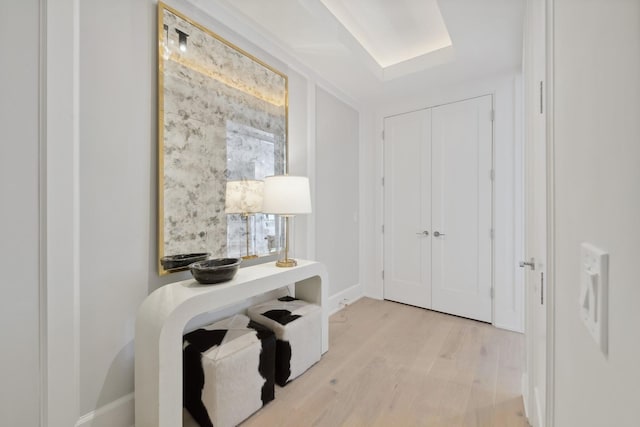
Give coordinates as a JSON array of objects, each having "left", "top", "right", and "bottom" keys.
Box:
[{"left": 242, "top": 297, "right": 529, "bottom": 427}]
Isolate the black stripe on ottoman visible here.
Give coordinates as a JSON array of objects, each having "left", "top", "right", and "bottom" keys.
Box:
[
  {"left": 247, "top": 296, "right": 322, "bottom": 387},
  {"left": 183, "top": 314, "right": 276, "bottom": 427},
  {"left": 247, "top": 320, "right": 276, "bottom": 404},
  {"left": 183, "top": 329, "right": 227, "bottom": 427}
]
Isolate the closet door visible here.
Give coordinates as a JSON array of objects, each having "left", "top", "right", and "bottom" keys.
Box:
[
  {"left": 431, "top": 95, "right": 493, "bottom": 322},
  {"left": 383, "top": 109, "right": 431, "bottom": 308}
]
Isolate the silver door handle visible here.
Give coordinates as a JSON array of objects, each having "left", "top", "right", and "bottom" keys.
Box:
[
  {"left": 519, "top": 258, "right": 535, "bottom": 270},
  {"left": 433, "top": 231, "right": 445, "bottom": 237},
  {"left": 415, "top": 231, "right": 429, "bottom": 236}
]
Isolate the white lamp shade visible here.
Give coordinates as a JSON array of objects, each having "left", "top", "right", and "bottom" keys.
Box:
[
  {"left": 262, "top": 175, "right": 312, "bottom": 215},
  {"left": 225, "top": 180, "right": 264, "bottom": 214}
]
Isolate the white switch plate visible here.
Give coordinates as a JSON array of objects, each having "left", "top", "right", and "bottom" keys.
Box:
[{"left": 580, "top": 243, "right": 609, "bottom": 355}]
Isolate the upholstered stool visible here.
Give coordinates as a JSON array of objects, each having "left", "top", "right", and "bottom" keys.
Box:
[
  {"left": 247, "top": 296, "right": 322, "bottom": 386},
  {"left": 182, "top": 314, "right": 275, "bottom": 427}
]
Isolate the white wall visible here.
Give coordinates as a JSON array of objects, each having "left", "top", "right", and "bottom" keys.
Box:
[
  {"left": 315, "top": 87, "right": 360, "bottom": 301},
  {"left": 78, "top": 0, "right": 156, "bottom": 415},
  {"left": 371, "top": 71, "right": 525, "bottom": 332},
  {"left": 0, "top": 1, "right": 41, "bottom": 425},
  {"left": 552, "top": 1, "right": 640, "bottom": 425}
]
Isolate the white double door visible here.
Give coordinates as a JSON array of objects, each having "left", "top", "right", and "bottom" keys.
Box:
[{"left": 383, "top": 95, "right": 493, "bottom": 322}]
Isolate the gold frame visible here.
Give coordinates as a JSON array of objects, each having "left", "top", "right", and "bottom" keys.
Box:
[{"left": 157, "top": 2, "right": 289, "bottom": 275}]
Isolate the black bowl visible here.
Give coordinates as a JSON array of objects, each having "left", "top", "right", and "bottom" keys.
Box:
[
  {"left": 161, "top": 253, "right": 210, "bottom": 271},
  {"left": 189, "top": 258, "right": 242, "bottom": 284}
]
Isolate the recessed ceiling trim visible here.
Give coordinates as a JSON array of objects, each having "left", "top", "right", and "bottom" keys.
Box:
[
  {"left": 383, "top": 45, "right": 455, "bottom": 81},
  {"left": 319, "top": 0, "right": 453, "bottom": 68}
]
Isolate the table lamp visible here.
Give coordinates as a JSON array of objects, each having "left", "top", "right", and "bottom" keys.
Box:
[
  {"left": 225, "top": 179, "right": 264, "bottom": 259},
  {"left": 262, "top": 175, "right": 311, "bottom": 267}
]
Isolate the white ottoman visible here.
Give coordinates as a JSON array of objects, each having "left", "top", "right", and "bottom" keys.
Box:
[
  {"left": 247, "top": 296, "right": 322, "bottom": 386},
  {"left": 182, "top": 314, "right": 276, "bottom": 427}
]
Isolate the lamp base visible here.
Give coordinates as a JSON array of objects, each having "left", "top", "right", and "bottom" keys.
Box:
[
  {"left": 275, "top": 258, "right": 297, "bottom": 268},
  {"left": 242, "top": 254, "right": 258, "bottom": 260}
]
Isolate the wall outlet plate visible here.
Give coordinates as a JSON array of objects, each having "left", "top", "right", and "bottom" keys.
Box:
[{"left": 579, "top": 243, "right": 609, "bottom": 355}]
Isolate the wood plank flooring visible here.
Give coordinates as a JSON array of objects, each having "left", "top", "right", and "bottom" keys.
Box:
[{"left": 241, "top": 297, "right": 529, "bottom": 427}]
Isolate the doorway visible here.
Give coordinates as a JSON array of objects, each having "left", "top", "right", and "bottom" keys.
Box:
[{"left": 383, "top": 95, "right": 494, "bottom": 323}]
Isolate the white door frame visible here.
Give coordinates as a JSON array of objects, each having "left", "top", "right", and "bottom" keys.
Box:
[
  {"left": 544, "top": 0, "right": 556, "bottom": 425},
  {"left": 523, "top": 0, "right": 556, "bottom": 426}
]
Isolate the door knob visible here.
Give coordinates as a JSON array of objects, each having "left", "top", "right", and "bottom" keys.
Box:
[
  {"left": 433, "top": 231, "right": 445, "bottom": 237},
  {"left": 415, "top": 231, "right": 429, "bottom": 236},
  {"left": 519, "top": 258, "right": 535, "bottom": 270}
]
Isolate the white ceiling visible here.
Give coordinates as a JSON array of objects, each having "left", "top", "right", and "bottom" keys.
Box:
[
  {"left": 319, "top": 0, "right": 452, "bottom": 68},
  {"left": 208, "top": 0, "right": 525, "bottom": 104}
]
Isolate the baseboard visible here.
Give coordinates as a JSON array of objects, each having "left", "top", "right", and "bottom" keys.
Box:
[
  {"left": 328, "top": 283, "right": 365, "bottom": 315},
  {"left": 75, "top": 392, "right": 134, "bottom": 427},
  {"left": 494, "top": 321, "right": 525, "bottom": 334}
]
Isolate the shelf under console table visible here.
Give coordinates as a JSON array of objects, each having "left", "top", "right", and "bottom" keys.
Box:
[{"left": 135, "top": 259, "right": 329, "bottom": 427}]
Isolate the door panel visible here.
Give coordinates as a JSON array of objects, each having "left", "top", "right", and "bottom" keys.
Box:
[
  {"left": 526, "top": 93, "right": 547, "bottom": 426},
  {"left": 431, "top": 95, "right": 493, "bottom": 322},
  {"left": 383, "top": 109, "right": 431, "bottom": 308}
]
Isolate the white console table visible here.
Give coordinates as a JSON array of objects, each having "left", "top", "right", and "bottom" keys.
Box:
[{"left": 134, "top": 259, "right": 328, "bottom": 427}]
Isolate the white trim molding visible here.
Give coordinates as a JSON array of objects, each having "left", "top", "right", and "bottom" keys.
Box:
[
  {"left": 75, "top": 393, "right": 134, "bottom": 427},
  {"left": 544, "top": 0, "right": 556, "bottom": 425},
  {"left": 306, "top": 80, "right": 317, "bottom": 260},
  {"left": 44, "top": 0, "right": 81, "bottom": 425},
  {"left": 39, "top": 0, "right": 47, "bottom": 424}
]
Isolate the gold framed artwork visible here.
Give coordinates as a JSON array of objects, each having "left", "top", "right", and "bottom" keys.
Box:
[{"left": 157, "top": 3, "right": 288, "bottom": 275}]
